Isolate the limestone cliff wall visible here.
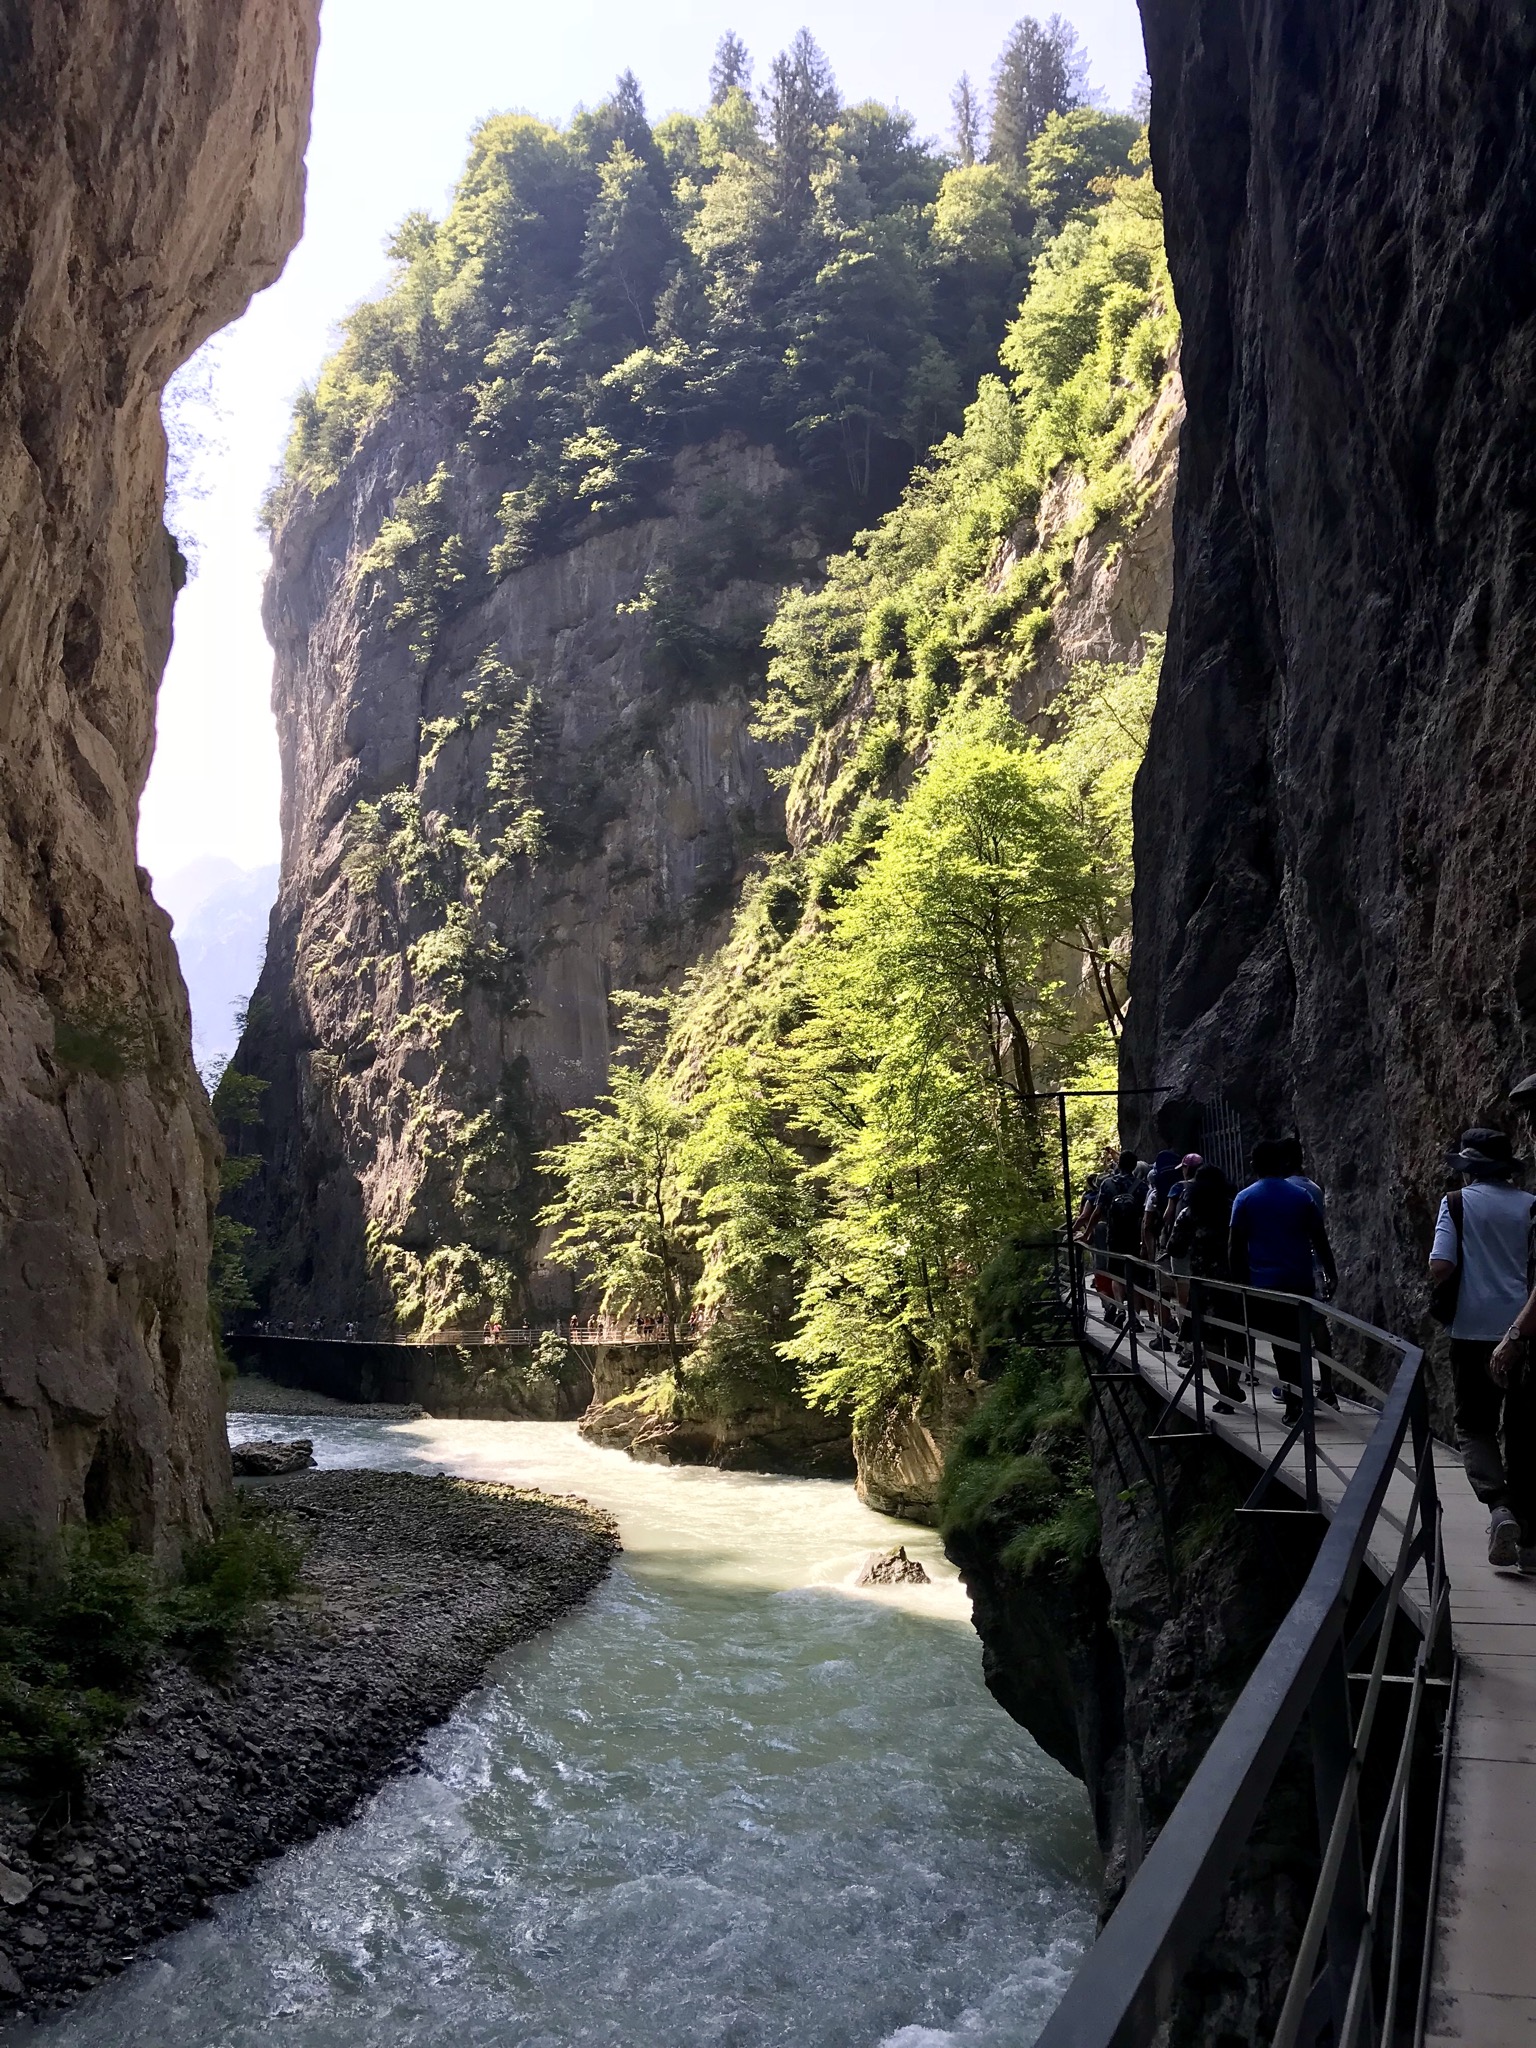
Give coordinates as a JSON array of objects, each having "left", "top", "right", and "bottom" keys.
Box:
[
  {"left": 0, "top": 0, "right": 318, "bottom": 1549},
  {"left": 239, "top": 434, "right": 802, "bottom": 1329},
  {"left": 1126, "top": 0, "right": 1536, "bottom": 1338}
]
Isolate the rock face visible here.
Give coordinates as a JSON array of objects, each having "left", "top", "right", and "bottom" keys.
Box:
[
  {"left": 854, "top": 1545, "right": 930, "bottom": 1586},
  {"left": 577, "top": 1342, "right": 855, "bottom": 1476},
  {"left": 947, "top": 1395, "right": 1322, "bottom": 2042},
  {"left": 237, "top": 435, "right": 803, "bottom": 1333},
  {"left": 0, "top": 1, "right": 318, "bottom": 1550},
  {"left": 1126, "top": 0, "right": 1536, "bottom": 1339},
  {"left": 229, "top": 1438, "right": 314, "bottom": 1476}
]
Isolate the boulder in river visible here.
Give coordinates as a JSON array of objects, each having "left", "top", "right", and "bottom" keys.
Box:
[
  {"left": 855, "top": 1545, "right": 931, "bottom": 1586},
  {"left": 231, "top": 1439, "right": 315, "bottom": 1477}
]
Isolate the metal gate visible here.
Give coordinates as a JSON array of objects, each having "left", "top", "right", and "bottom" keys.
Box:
[{"left": 1199, "top": 1093, "right": 1247, "bottom": 1184}]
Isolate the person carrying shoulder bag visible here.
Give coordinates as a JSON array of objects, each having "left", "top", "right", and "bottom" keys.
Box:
[{"left": 1429, "top": 1127, "right": 1536, "bottom": 1570}]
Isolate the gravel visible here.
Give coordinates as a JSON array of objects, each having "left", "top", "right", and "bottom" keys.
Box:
[
  {"left": 0, "top": 1470, "right": 618, "bottom": 2020},
  {"left": 225, "top": 1374, "right": 425, "bottom": 1420}
]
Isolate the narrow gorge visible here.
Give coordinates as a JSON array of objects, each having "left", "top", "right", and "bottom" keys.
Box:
[{"left": 9, "top": 2, "right": 1532, "bottom": 2041}]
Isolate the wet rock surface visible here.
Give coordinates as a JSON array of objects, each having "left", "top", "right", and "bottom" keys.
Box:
[
  {"left": 855, "top": 1546, "right": 931, "bottom": 1587},
  {"left": 948, "top": 1391, "right": 1321, "bottom": 2042},
  {"left": 228, "top": 1437, "right": 315, "bottom": 1475},
  {"left": 577, "top": 1344, "right": 855, "bottom": 1478},
  {"left": 0, "top": 1469, "right": 617, "bottom": 2020}
]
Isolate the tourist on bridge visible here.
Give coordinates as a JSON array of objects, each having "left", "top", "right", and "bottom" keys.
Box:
[
  {"left": 1278, "top": 1135, "right": 1325, "bottom": 1214},
  {"left": 1229, "top": 1139, "right": 1339, "bottom": 1426},
  {"left": 1079, "top": 1149, "right": 1146, "bottom": 1327},
  {"left": 1166, "top": 1163, "right": 1246, "bottom": 1412},
  {"left": 1432, "top": 1127, "right": 1536, "bottom": 1570}
]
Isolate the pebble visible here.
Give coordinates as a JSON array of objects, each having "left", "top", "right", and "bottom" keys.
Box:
[{"left": 0, "top": 1865, "right": 32, "bottom": 1909}]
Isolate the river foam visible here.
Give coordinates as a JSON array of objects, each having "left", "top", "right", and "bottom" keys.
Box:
[{"left": 14, "top": 1418, "right": 1096, "bottom": 2048}]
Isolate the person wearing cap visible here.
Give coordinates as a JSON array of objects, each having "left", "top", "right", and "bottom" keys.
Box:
[{"left": 1431, "top": 1127, "right": 1536, "bottom": 1569}]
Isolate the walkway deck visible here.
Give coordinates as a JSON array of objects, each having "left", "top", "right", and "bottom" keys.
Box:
[{"left": 1081, "top": 1294, "right": 1536, "bottom": 2044}]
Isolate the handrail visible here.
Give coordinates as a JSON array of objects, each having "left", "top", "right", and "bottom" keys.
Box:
[{"left": 1034, "top": 1238, "right": 1453, "bottom": 2048}]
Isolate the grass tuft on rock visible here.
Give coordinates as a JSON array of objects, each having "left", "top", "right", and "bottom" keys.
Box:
[
  {"left": 0, "top": 1502, "right": 306, "bottom": 1801},
  {"left": 937, "top": 1347, "right": 1097, "bottom": 1583}
]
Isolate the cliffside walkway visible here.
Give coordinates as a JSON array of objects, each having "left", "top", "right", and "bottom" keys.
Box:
[
  {"left": 1095, "top": 1296, "right": 1525, "bottom": 2045},
  {"left": 1036, "top": 1248, "right": 1521, "bottom": 2047}
]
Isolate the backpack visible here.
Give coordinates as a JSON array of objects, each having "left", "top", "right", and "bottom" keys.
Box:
[
  {"left": 1428, "top": 1191, "right": 1463, "bottom": 1326},
  {"left": 1104, "top": 1174, "right": 1145, "bottom": 1254}
]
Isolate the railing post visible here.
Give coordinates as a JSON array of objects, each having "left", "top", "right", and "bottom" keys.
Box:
[
  {"left": 1310, "top": 1637, "right": 1374, "bottom": 2044},
  {"left": 1299, "top": 1298, "right": 1319, "bottom": 1512},
  {"left": 1190, "top": 1277, "right": 1207, "bottom": 1429}
]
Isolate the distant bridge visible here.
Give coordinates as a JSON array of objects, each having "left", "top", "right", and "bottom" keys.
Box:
[{"left": 248, "top": 1320, "right": 701, "bottom": 1350}]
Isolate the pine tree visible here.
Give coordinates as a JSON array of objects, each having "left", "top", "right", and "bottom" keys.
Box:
[
  {"left": 987, "top": 14, "right": 1088, "bottom": 170},
  {"left": 710, "top": 31, "right": 752, "bottom": 104},
  {"left": 951, "top": 73, "right": 983, "bottom": 168},
  {"left": 572, "top": 142, "right": 675, "bottom": 350},
  {"left": 764, "top": 29, "right": 840, "bottom": 218}
]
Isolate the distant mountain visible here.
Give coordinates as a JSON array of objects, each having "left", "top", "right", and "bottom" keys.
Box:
[{"left": 157, "top": 860, "right": 279, "bottom": 1076}]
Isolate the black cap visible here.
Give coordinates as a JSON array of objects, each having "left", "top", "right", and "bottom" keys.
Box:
[{"left": 1447, "top": 1127, "right": 1525, "bottom": 1176}]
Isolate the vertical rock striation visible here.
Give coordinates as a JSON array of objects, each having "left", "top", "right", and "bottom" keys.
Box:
[
  {"left": 1127, "top": 0, "right": 1536, "bottom": 1332},
  {"left": 0, "top": 0, "right": 318, "bottom": 1549},
  {"left": 239, "top": 434, "right": 804, "bottom": 1332}
]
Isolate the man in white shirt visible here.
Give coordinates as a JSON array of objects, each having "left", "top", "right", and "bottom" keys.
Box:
[{"left": 1429, "top": 1127, "right": 1536, "bottom": 1568}]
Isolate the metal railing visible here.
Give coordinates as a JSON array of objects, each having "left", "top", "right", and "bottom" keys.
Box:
[
  {"left": 1037, "top": 1240, "right": 1455, "bottom": 2048},
  {"left": 249, "top": 1320, "right": 702, "bottom": 1349}
]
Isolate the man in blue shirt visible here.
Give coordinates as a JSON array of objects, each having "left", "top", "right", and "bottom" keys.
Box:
[{"left": 1231, "top": 1139, "right": 1339, "bottom": 1424}]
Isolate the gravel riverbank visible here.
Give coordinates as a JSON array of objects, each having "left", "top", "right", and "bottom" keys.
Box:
[
  {"left": 223, "top": 1374, "right": 425, "bottom": 1419},
  {"left": 0, "top": 1469, "right": 618, "bottom": 2020}
]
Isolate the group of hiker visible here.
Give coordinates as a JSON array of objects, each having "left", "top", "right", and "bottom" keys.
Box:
[
  {"left": 1075, "top": 1094, "right": 1536, "bottom": 1576},
  {"left": 1075, "top": 1137, "right": 1337, "bottom": 1425}
]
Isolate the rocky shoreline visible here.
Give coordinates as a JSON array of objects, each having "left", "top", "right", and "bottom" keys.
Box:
[{"left": 0, "top": 1469, "right": 618, "bottom": 2020}]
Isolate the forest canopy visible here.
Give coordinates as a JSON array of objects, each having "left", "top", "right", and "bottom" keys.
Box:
[{"left": 269, "top": 18, "right": 1138, "bottom": 579}]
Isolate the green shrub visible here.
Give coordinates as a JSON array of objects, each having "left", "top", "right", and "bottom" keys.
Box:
[
  {"left": 0, "top": 1504, "right": 306, "bottom": 1797},
  {"left": 164, "top": 1504, "right": 304, "bottom": 1673},
  {"left": 937, "top": 1351, "right": 1096, "bottom": 1583}
]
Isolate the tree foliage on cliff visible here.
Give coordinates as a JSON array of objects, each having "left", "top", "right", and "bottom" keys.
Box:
[
  {"left": 267, "top": 26, "right": 1142, "bottom": 606},
  {"left": 538, "top": 148, "right": 1174, "bottom": 1433}
]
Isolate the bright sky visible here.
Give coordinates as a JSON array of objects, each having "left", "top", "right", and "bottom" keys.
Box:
[{"left": 138, "top": 0, "right": 1147, "bottom": 887}]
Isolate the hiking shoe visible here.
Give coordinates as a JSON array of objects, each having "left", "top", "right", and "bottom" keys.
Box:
[
  {"left": 1317, "top": 1382, "right": 1341, "bottom": 1411},
  {"left": 1489, "top": 1507, "right": 1520, "bottom": 1568}
]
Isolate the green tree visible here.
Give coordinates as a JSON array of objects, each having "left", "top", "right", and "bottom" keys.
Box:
[
  {"left": 538, "top": 1006, "right": 698, "bottom": 1362},
  {"left": 208, "top": 1062, "right": 270, "bottom": 1335},
  {"left": 785, "top": 704, "right": 1101, "bottom": 1421},
  {"left": 951, "top": 74, "right": 984, "bottom": 168},
  {"left": 987, "top": 14, "right": 1088, "bottom": 170},
  {"left": 572, "top": 142, "right": 677, "bottom": 351},
  {"left": 1024, "top": 108, "right": 1140, "bottom": 246},
  {"left": 763, "top": 29, "right": 840, "bottom": 221},
  {"left": 710, "top": 31, "right": 752, "bottom": 103},
  {"left": 1048, "top": 637, "right": 1161, "bottom": 1036}
]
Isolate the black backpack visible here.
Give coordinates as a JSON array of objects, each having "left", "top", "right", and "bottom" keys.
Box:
[{"left": 1104, "top": 1174, "right": 1145, "bottom": 1254}]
